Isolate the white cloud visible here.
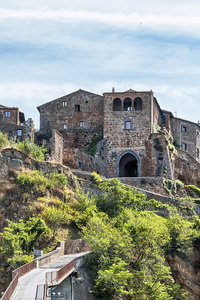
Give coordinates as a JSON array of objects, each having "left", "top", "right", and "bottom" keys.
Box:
[{"left": 0, "top": 8, "right": 200, "bottom": 38}]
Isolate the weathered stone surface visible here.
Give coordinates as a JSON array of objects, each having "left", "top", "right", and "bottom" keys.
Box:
[
  {"left": 167, "top": 249, "right": 200, "bottom": 300},
  {"left": 36, "top": 88, "right": 200, "bottom": 186}
]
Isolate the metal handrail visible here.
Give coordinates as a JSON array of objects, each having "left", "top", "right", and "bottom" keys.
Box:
[
  {"left": 46, "top": 259, "right": 75, "bottom": 286},
  {"left": 1, "top": 259, "right": 36, "bottom": 300}
]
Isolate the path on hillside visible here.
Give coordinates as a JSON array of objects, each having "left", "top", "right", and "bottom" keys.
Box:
[{"left": 12, "top": 253, "right": 88, "bottom": 300}]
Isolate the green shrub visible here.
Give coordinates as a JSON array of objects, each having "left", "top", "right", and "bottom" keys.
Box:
[
  {"left": 175, "top": 180, "right": 184, "bottom": 191},
  {"left": 194, "top": 199, "right": 200, "bottom": 205},
  {"left": 0, "top": 131, "right": 10, "bottom": 148},
  {"left": 173, "top": 140, "right": 181, "bottom": 148},
  {"left": 164, "top": 179, "right": 174, "bottom": 196},
  {"left": 15, "top": 139, "right": 47, "bottom": 161},
  {"left": 17, "top": 170, "right": 67, "bottom": 194},
  {"left": 187, "top": 185, "right": 200, "bottom": 197},
  {"left": 165, "top": 135, "right": 177, "bottom": 160},
  {"left": 153, "top": 138, "right": 163, "bottom": 152},
  {"left": 140, "top": 178, "right": 146, "bottom": 185},
  {"left": 48, "top": 172, "right": 68, "bottom": 189},
  {"left": 86, "top": 134, "right": 103, "bottom": 157},
  {"left": 91, "top": 171, "right": 103, "bottom": 184}
]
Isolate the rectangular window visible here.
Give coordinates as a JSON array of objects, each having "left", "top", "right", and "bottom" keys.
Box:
[
  {"left": 75, "top": 105, "right": 80, "bottom": 112},
  {"left": 182, "top": 143, "right": 187, "bottom": 152},
  {"left": 80, "top": 121, "right": 84, "bottom": 127},
  {"left": 17, "top": 129, "right": 22, "bottom": 136},
  {"left": 197, "top": 148, "right": 199, "bottom": 158},
  {"left": 161, "top": 112, "right": 166, "bottom": 123},
  {"left": 5, "top": 111, "right": 10, "bottom": 117},
  {"left": 124, "top": 120, "right": 132, "bottom": 130},
  {"left": 181, "top": 124, "right": 188, "bottom": 132},
  {"left": 62, "top": 101, "right": 67, "bottom": 107}
]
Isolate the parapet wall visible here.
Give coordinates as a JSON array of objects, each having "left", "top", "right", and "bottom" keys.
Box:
[{"left": 119, "top": 176, "right": 168, "bottom": 196}]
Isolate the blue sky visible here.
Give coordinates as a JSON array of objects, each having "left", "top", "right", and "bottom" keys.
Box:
[{"left": 0, "top": 0, "right": 200, "bottom": 129}]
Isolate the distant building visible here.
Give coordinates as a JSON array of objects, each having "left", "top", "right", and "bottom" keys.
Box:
[
  {"left": 36, "top": 88, "right": 200, "bottom": 186},
  {"left": 0, "top": 105, "right": 34, "bottom": 143}
]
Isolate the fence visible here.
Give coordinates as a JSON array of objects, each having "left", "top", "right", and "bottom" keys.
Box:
[
  {"left": 35, "top": 284, "right": 46, "bottom": 300},
  {"left": 46, "top": 259, "right": 75, "bottom": 286},
  {"left": 1, "top": 260, "right": 36, "bottom": 300}
]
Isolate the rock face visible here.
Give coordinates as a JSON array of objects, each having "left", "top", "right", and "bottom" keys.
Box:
[
  {"left": 0, "top": 147, "right": 200, "bottom": 299},
  {"left": 166, "top": 247, "right": 200, "bottom": 300},
  {"left": 0, "top": 147, "right": 78, "bottom": 233}
]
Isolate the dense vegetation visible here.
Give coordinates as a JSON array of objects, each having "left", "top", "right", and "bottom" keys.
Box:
[
  {"left": 0, "top": 132, "right": 47, "bottom": 160},
  {"left": 0, "top": 164, "right": 200, "bottom": 299}
]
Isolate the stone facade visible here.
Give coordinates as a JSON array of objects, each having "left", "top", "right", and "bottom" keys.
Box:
[
  {"left": 171, "top": 117, "right": 200, "bottom": 163},
  {"left": 49, "top": 129, "right": 63, "bottom": 164},
  {"left": 37, "top": 88, "right": 200, "bottom": 184},
  {"left": 0, "top": 105, "right": 34, "bottom": 143}
]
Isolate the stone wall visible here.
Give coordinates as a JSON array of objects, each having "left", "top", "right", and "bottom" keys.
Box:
[
  {"left": 102, "top": 90, "right": 173, "bottom": 179},
  {"left": 0, "top": 120, "right": 24, "bottom": 141},
  {"left": 37, "top": 89, "right": 103, "bottom": 151},
  {"left": 174, "top": 149, "right": 200, "bottom": 186},
  {"left": 119, "top": 176, "right": 168, "bottom": 196},
  {"left": 0, "top": 147, "right": 78, "bottom": 189},
  {"left": 0, "top": 107, "right": 22, "bottom": 125},
  {"left": 75, "top": 139, "right": 107, "bottom": 177},
  {"left": 166, "top": 249, "right": 200, "bottom": 300},
  {"left": 50, "top": 129, "right": 63, "bottom": 164},
  {"left": 171, "top": 117, "right": 200, "bottom": 163},
  {"left": 64, "top": 239, "right": 90, "bottom": 255}
]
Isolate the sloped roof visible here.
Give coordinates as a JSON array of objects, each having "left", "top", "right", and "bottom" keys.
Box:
[{"left": 37, "top": 89, "right": 103, "bottom": 112}]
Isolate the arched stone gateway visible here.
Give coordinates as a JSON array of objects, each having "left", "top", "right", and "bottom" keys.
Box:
[{"left": 116, "top": 150, "right": 141, "bottom": 177}]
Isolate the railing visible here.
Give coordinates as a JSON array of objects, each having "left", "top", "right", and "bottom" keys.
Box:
[
  {"left": 46, "top": 259, "right": 75, "bottom": 286},
  {"left": 35, "top": 284, "right": 46, "bottom": 300},
  {"left": 1, "top": 260, "right": 36, "bottom": 300},
  {"left": 45, "top": 271, "right": 57, "bottom": 286},
  {"left": 12, "top": 259, "right": 36, "bottom": 279},
  {"left": 37, "top": 249, "right": 61, "bottom": 268},
  {"left": 1, "top": 273, "right": 18, "bottom": 300},
  {"left": 57, "top": 260, "right": 75, "bottom": 282}
]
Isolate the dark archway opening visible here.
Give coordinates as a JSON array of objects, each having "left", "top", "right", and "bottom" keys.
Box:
[
  {"left": 134, "top": 97, "right": 142, "bottom": 110},
  {"left": 119, "top": 153, "right": 138, "bottom": 177},
  {"left": 113, "top": 98, "right": 122, "bottom": 111},
  {"left": 124, "top": 98, "right": 132, "bottom": 111}
]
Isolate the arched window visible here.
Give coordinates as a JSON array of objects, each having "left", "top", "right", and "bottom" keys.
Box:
[
  {"left": 124, "top": 98, "right": 132, "bottom": 111},
  {"left": 134, "top": 97, "right": 142, "bottom": 110},
  {"left": 113, "top": 98, "right": 121, "bottom": 111}
]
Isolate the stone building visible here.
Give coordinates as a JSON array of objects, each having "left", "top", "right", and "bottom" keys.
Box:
[
  {"left": 0, "top": 105, "right": 34, "bottom": 143},
  {"left": 37, "top": 88, "right": 200, "bottom": 185},
  {"left": 37, "top": 89, "right": 103, "bottom": 166}
]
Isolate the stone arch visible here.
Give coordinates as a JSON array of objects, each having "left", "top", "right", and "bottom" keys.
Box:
[
  {"left": 134, "top": 97, "right": 142, "bottom": 110},
  {"left": 124, "top": 98, "right": 132, "bottom": 111},
  {"left": 178, "top": 174, "right": 194, "bottom": 185},
  {"left": 113, "top": 98, "right": 122, "bottom": 111},
  {"left": 116, "top": 150, "right": 141, "bottom": 177}
]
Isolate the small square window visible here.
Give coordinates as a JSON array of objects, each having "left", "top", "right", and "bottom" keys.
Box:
[
  {"left": 75, "top": 105, "right": 80, "bottom": 112},
  {"left": 124, "top": 120, "right": 132, "bottom": 130},
  {"left": 5, "top": 111, "right": 10, "bottom": 117},
  {"left": 181, "top": 125, "right": 188, "bottom": 132},
  {"left": 62, "top": 101, "right": 67, "bottom": 107},
  {"left": 63, "top": 124, "right": 67, "bottom": 129},
  {"left": 182, "top": 143, "right": 187, "bottom": 151},
  {"left": 80, "top": 121, "right": 84, "bottom": 127}
]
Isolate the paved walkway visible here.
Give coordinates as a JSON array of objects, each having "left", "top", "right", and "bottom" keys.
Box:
[{"left": 12, "top": 253, "right": 88, "bottom": 300}]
